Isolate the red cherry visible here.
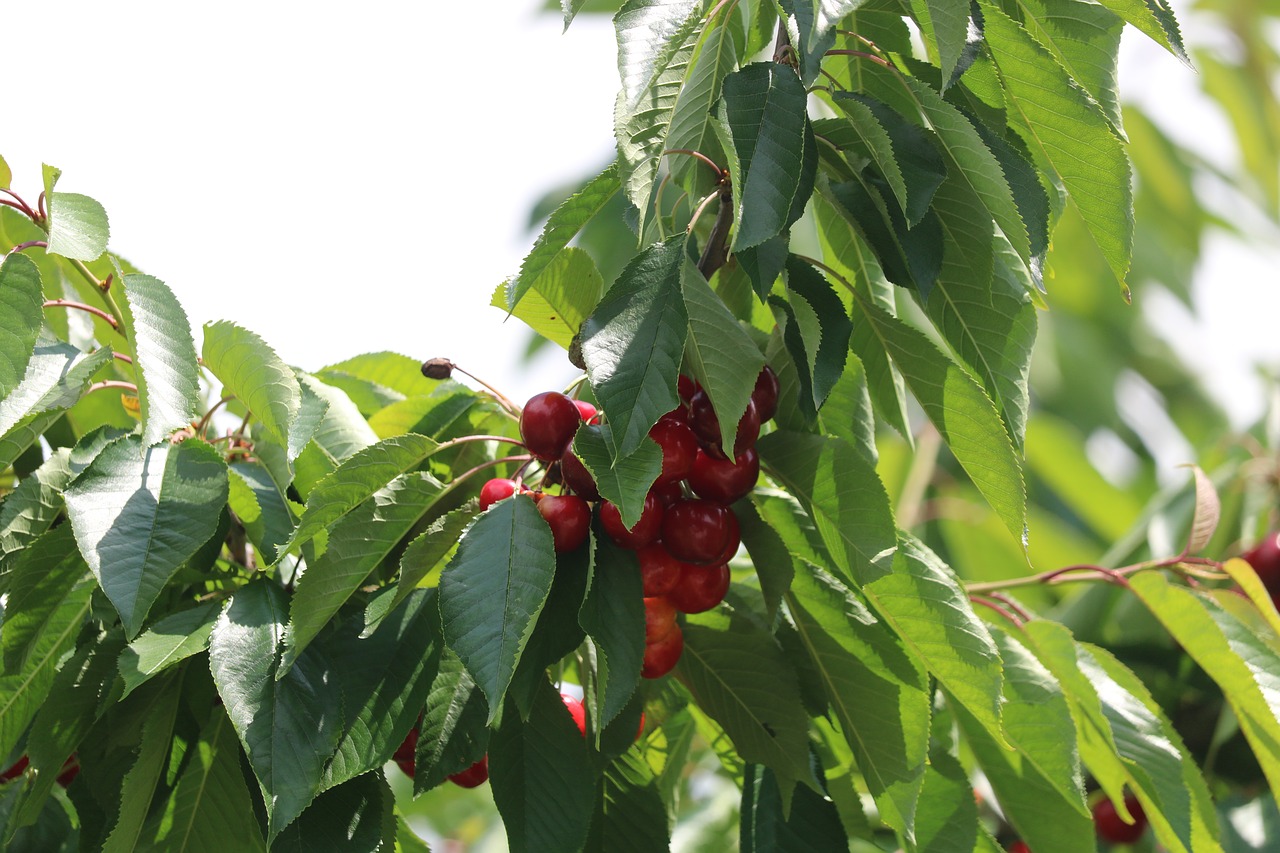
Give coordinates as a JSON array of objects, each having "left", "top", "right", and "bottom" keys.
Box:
[
  {"left": 559, "top": 450, "right": 600, "bottom": 501},
  {"left": 600, "top": 494, "right": 664, "bottom": 550},
  {"left": 649, "top": 411, "right": 698, "bottom": 485},
  {"left": 637, "top": 542, "right": 683, "bottom": 596},
  {"left": 751, "top": 365, "right": 780, "bottom": 422},
  {"left": 677, "top": 375, "right": 700, "bottom": 403},
  {"left": 644, "top": 596, "right": 678, "bottom": 643},
  {"left": 661, "top": 499, "right": 735, "bottom": 565},
  {"left": 688, "top": 391, "right": 760, "bottom": 458},
  {"left": 1242, "top": 532, "right": 1280, "bottom": 589},
  {"left": 651, "top": 479, "right": 684, "bottom": 505},
  {"left": 688, "top": 447, "right": 759, "bottom": 504},
  {"left": 561, "top": 693, "right": 587, "bottom": 737},
  {"left": 447, "top": 755, "right": 490, "bottom": 788},
  {"left": 479, "top": 478, "right": 519, "bottom": 510},
  {"left": 393, "top": 727, "right": 419, "bottom": 765},
  {"left": 1092, "top": 794, "right": 1147, "bottom": 844},
  {"left": 520, "top": 391, "right": 583, "bottom": 460},
  {"left": 666, "top": 563, "right": 730, "bottom": 614},
  {"left": 538, "top": 494, "right": 592, "bottom": 552},
  {"left": 1007, "top": 843, "right": 1031, "bottom": 853},
  {"left": 55, "top": 755, "right": 79, "bottom": 788},
  {"left": 641, "top": 624, "right": 684, "bottom": 679},
  {"left": 0, "top": 756, "right": 28, "bottom": 783},
  {"left": 573, "top": 400, "right": 599, "bottom": 423}
]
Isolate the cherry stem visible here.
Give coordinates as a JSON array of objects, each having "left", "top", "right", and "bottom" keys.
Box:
[
  {"left": 44, "top": 298, "right": 119, "bottom": 330},
  {"left": 196, "top": 396, "right": 235, "bottom": 438},
  {"left": 437, "top": 433, "right": 529, "bottom": 452},
  {"left": 9, "top": 239, "right": 47, "bottom": 253},
  {"left": 969, "top": 594, "right": 1026, "bottom": 629},
  {"left": 823, "top": 49, "right": 895, "bottom": 69},
  {"left": 112, "top": 351, "right": 133, "bottom": 365},
  {"left": 447, "top": 363, "right": 521, "bottom": 418},
  {"left": 0, "top": 188, "right": 37, "bottom": 220},
  {"left": 686, "top": 190, "right": 721, "bottom": 235},
  {"left": 87, "top": 379, "right": 138, "bottom": 395},
  {"left": 662, "top": 149, "right": 724, "bottom": 179},
  {"left": 451, "top": 454, "right": 534, "bottom": 491}
]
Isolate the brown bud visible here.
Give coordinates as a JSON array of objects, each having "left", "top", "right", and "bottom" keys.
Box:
[{"left": 421, "top": 358, "right": 454, "bottom": 380}]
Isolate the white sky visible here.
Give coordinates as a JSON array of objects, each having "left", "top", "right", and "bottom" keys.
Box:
[{"left": 5, "top": 1, "right": 1277, "bottom": 427}]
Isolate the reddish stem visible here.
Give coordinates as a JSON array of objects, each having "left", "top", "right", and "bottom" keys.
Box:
[
  {"left": 43, "top": 299, "right": 119, "bottom": 329},
  {"left": 663, "top": 148, "right": 725, "bottom": 179},
  {"left": 87, "top": 380, "right": 138, "bottom": 395}
]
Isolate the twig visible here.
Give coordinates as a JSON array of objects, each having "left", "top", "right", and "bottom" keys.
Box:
[{"left": 43, "top": 298, "right": 119, "bottom": 329}]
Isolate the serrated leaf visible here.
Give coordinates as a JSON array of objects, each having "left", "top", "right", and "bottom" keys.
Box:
[
  {"left": 1184, "top": 465, "right": 1220, "bottom": 554},
  {"left": 2, "top": 523, "right": 89, "bottom": 673},
  {"left": 666, "top": 14, "right": 738, "bottom": 192},
  {"left": 283, "top": 471, "right": 446, "bottom": 671},
  {"left": 1224, "top": 557, "right": 1280, "bottom": 638},
  {"left": 980, "top": 2, "right": 1133, "bottom": 288},
  {"left": 740, "top": 760, "right": 847, "bottom": 852},
  {"left": 562, "top": 0, "right": 590, "bottom": 30},
  {"left": 209, "top": 582, "right": 343, "bottom": 840},
  {"left": 319, "top": 351, "right": 433, "bottom": 400},
  {"left": 318, "top": 589, "right": 441, "bottom": 791},
  {"left": 0, "top": 447, "right": 72, "bottom": 588},
  {"left": 414, "top": 650, "right": 490, "bottom": 793},
  {"left": 909, "top": 0, "right": 971, "bottom": 86},
  {"left": 494, "top": 248, "right": 603, "bottom": 349},
  {"left": 438, "top": 495, "right": 557, "bottom": 723},
  {"left": 375, "top": 503, "right": 475, "bottom": 625},
  {"left": 614, "top": 0, "right": 704, "bottom": 112},
  {"left": 853, "top": 293, "right": 1027, "bottom": 543},
  {"left": 585, "top": 748, "right": 670, "bottom": 853},
  {"left": 678, "top": 607, "right": 815, "bottom": 792},
  {"left": 117, "top": 602, "right": 222, "bottom": 699},
  {"left": 0, "top": 332, "right": 112, "bottom": 449},
  {"left": 46, "top": 192, "right": 108, "bottom": 261},
  {"left": 101, "top": 674, "right": 180, "bottom": 853},
  {"left": 507, "top": 163, "right": 619, "bottom": 310},
  {"left": 581, "top": 237, "right": 687, "bottom": 459},
  {"left": 229, "top": 460, "right": 294, "bottom": 566},
  {"left": 716, "top": 63, "right": 816, "bottom": 250},
  {"left": 830, "top": 176, "right": 944, "bottom": 298},
  {"left": 0, "top": 253, "right": 43, "bottom": 399},
  {"left": 579, "top": 535, "right": 646, "bottom": 729},
  {"left": 120, "top": 274, "right": 199, "bottom": 445},
  {"left": 201, "top": 320, "right": 301, "bottom": 448},
  {"left": 683, "top": 259, "right": 764, "bottom": 453},
  {"left": 785, "top": 563, "right": 929, "bottom": 840},
  {"left": 573, "top": 425, "right": 662, "bottom": 530},
  {"left": 490, "top": 678, "right": 596, "bottom": 853},
  {"left": 913, "top": 747, "right": 980, "bottom": 853},
  {"left": 814, "top": 101, "right": 910, "bottom": 221},
  {"left": 1094, "top": 0, "right": 1187, "bottom": 62},
  {"left": 270, "top": 771, "right": 393, "bottom": 853},
  {"left": 153, "top": 708, "right": 267, "bottom": 853},
  {"left": 1016, "top": 0, "right": 1125, "bottom": 135},
  {"left": 64, "top": 434, "right": 229, "bottom": 637},
  {"left": 777, "top": 256, "right": 851, "bottom": 418}
]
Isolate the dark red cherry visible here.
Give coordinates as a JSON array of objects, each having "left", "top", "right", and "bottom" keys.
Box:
[
  {"left": 687, "top": 447, "right": 759, "bottom": 504},
  {"left": 538, "top": 494, "right": 592, "bottom": 552},
  {"left": 600, "top": 493, "right": 664, "bottom": 549}
]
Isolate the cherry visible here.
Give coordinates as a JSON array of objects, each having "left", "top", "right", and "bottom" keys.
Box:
[
  {"left": 1007, "top": 842, "right": 1031, "bottom": 853},
  {"left": 688, "top": 391, "right": 759, "bottom": 458},
  {"left": 538, "top": 494, "right": 592, "bottom": 552},
  {"left": 687, "top": 447, "right": 759, "bottom": 504},
  {"left": 641, "top": 624, "right": 684, "bottom": 679},
  {"left": 651, "top": 479, "right": 684, "bottom": 505},
  {"left": 573, "top": 400, "right": 598, "bottom": 423},
  {"left": 649, "top": 411, "right": 698, "bottom": 484},
  {"left": 751, "top": 365, "right": 780, "bottom": 422},
  {"left": 600, "top": 493, "right": 664, "bottom": 550},
  {"left": 55, "top": 755, "right": 79, "bottom": 788},
  {"left": 1092, "top": 794, "right": 1146, "bottom": 844},
  {"left": 637, "top": 542, "right": 683, "bottom": 596},
  {"left": 677, "top": 375, "right": 700, "bottom": 403},
  {"left": 644, "top": 596, "right": 678, "bottom": 643},
  {"left": 479, "top": 478, "right": 519, "bottom": 510},
  {"left": 447, "top": 755, "right": 490, "bottom": 788},
  {"left": 662, "top": 499, "right": 735, "bottom": 565},
  {"left": 561, "top": 693, "right": 587, "bottom": 737},
  {"left": 1242, "top": 532, "right": 1280, "bottom": 589},
  {"left": 0, "top": 756, "right": 28, "bottom": 783},
  {"left": 393, "top": 727, "right": 419, "bottom": 776},
  {"left": 559, "top": 450, "right": 600, "bottom": 501},
  {"left": 520, "top": 391, "right": 583, "bottom": 460},
  {"left": 666, "top": 563, "right": 730, "bottom": 614}
]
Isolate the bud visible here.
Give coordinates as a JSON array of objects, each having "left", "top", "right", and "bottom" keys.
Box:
[{"left": 421, "top": 358, "right": 454, "bottom": 380}]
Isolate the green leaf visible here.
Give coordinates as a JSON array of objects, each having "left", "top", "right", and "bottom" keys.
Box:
[
  {"left": 1185, "top": 465, "right": 1221, "bottom": 554},
  {"left": 0, "top": 448, "right": 72, "bottom": 589},
  {"left": 46, "top": 192, "right": 109, "bottom": 261},
  {"left": 228, "top": 461, "right": 294, "bottom": 566},
  {"left": 678, "top": 607, "right": 815, "bottom": 793},
  {"left": 1094, "top": 0, "right": 1187, "bottom": 62},
  {"left": 573, "top": 425, "right": 662, "bottom": 530},
  {"left": 562, "top": 0, "right": 590, "bottom": 30},
  {"left": 581, "top": 236, "right": 688, "bottom": 459},
  {"left": 414, "top": 650, "right": 490, "bottom": 793},
  {"left": 740, "top": 760, "right": 847, "bottom": 852},
  {"left": 282, "top": 471, "right": 446, "bottom": 671},
  {"left": 438, "top": 495, "right": 557, "bottom": 723},
  {"left": 909, "top": 0, "right": 971, "bottom": 85},
  {"left": 585, "top": 748, "right": 670, "bottom": 852},
  {"left": 208, "top": 582, "right": 342, "bottom": 840},
  {"left": 0, "top": 156, "right": 9, "bottom": 190},
  {"left": 490, "top": 678, "right": 596, "bottom": 853},
  {"left": 117, "top": 602, "right": 222, "bottom": 699},
  {"left": 506, "top": 162, "right": 618, "bottom": 310},
  {"left": 201, "top": 320, "right": 301, "bottom": 448},
  {"left": 614, "top": 0, "right": 703, "bottom": 115},
  {"left": 0, "top": 333, "right": 112, "bottom": 466},
  {"left": 64, "top": 434, "right": 229, "bottom": 637},
  {"left": 0, "top": 537, "right": 94, "bottom": 761},
  {"left": 1014, "top": 0, "right": 1125, "bottom": 134},
  {"left": 152, "top": 708, "right": 267, "bottom": 853},
  {"left": 785, "top": 563, "right": 930, "bottom": 840},
  {"left": 318, "top": 351, "right": 434, "bottom": 400},
  {"left": 813, "top": 101, "right": 909, "bottom": 220},
  {"left": 494, "top": 248, "right": 604, "bottom": 349},
  {"left": 980, "top": 2, "right": 1133, "bottom": 288},
  {"left": 101, "top": 673, "right": 180, "bottom": 853},
  {"left": 318, "top": 589, "right": 441, "bottom": 791},
  {"left": 2, "top": 522, "right": 90, "bottom": 673},
  {"left": 665, "top": 14, "right": 737, "bottom": 192},
  {"left": 0, "top": 253, "right": 43, "bottom": 399},
  {"left": 913, "top": 747, "right": 980, "bottom": 853},
  {"left": 270, "top": 771, "right": 393, "bottom": 853},
  {"left": 852, "top": 293, "right": 1027, "bottom": 544},
  {"left": 829, "top": 176, "right": 943, "bottom": 298},
  {"left": 381, "top": 503, "right": 475, "bottom": 623},
  {"left": 683, "top": 260, "right": 765, "bottom": 452},
  {"left": 579, "top": 535, "right": 646, "bottom": 729},
  {"left": 120, "top": 274, "right": 199, "bottom": 446},
  {"left": 774, "top": 257, "right": 851, "bottom": 418},
  {"left": 716, "top": 63, "right": 816, "bottom": 250}
]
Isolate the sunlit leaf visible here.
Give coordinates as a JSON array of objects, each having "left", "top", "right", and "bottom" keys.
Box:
[
  {"left": 0, "top": 253, "right": 43, "bottom": 399},
  {"left": 120, "top": 274, "right": 199, "bottom": 446}
]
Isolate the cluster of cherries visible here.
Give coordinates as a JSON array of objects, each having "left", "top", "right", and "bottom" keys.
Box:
[{"left": 480, "top": 366, "right": 779, "bottom": 681}]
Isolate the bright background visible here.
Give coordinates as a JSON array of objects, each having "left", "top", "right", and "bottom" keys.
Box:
[{"left": 4, "top": 0, "right": 1277, "bottom": 422}]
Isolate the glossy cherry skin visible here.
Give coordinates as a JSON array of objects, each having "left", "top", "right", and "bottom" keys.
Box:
[
  {"left": 573, "top": 400, "right": 599, "bottom": 423},
  {"left": 392, "top": 727, "right": 418, "bottom": 777},
  {"left": 644, "top": 596, "right": 678, "bottom": 643},
  {"left": 1242, "top": 532, "right": 1280, "bottom": 589},
  {"left": 751, "top": 365, "right": 780, "bottom": 422},
  {"left": 520, "top": 391, "right": 583, "bottom": 460},
  {"left": 0, "top": 756, "right": 28, "bottom": 783},
  {"left": 538, "top": 494, "right": 592, "bottom": 552},
  {"left": 600, "top": 493, "right": 664, "bottom": 549},
  {"left": 447, "top": 755, "right": 490, "bottom": 788},
  {"left": 662, "top": 499, "right": 736, "bottom": 565},
  {"left": 688, "top": 391, "right": 760, "bottom": 458},
  {"left": 1092, "top": 794, "right": 1147, "bottom": 844},
  {"left": 688, "top": 447, "right": 759, "bottom": 504},
  {"left": 649, "top": 410, "right": 699, "bottom": 485},
  {"left": 677, "top": 375, "right": 700, "bottom": 403},
  {"left": 641, "top": 624, "right": 684, "bottom": 679},
  {"left": 559, "top": 450, "right": 600, "bottom": 501},
  {"left": 637, "top": 542, "right": 683, "bottom": 596},
  {"left": 666, "top": 563, "right": 730, "bottom": 614},
  {"left": 561, "top": 693, "right": 587, "bottom": 737},
  {"left": 479, "top": 478, "right": 519, "bottom": 511}
]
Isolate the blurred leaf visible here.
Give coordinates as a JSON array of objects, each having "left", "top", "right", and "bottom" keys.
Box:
[
  {"left": 120, "top": 275, "right": 199, "bottom": 446},
  {"left": 913, "top": 748, "right": 980, "bottom": 853},
  {"left": 739, "top": 760, "right": 846, "bottom": 852},
  {"left": 46, "top": 192, "right": 108, "bottom": 261},
  {"left": 318, "top": 351, "right": 434, "bottom": 400},
  {"left": 1185, "top": 465, "right": 1221, "bottom": 554},
  {"left": 0, "top": 253, "right": 43, "bottom": 399},
  {"left": 270, "top": 772, "right": 393, "bottom": 853},
  {"left": 202, "top": 320, "right": 301, "bottom": 448},
  {"left": 585, "top": 748, "right": 670, "bottom": 852}
]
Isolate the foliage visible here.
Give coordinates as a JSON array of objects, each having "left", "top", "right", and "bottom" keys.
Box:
[{"left": 2, "top": 0, "right": 1280, "bottom": 850}]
